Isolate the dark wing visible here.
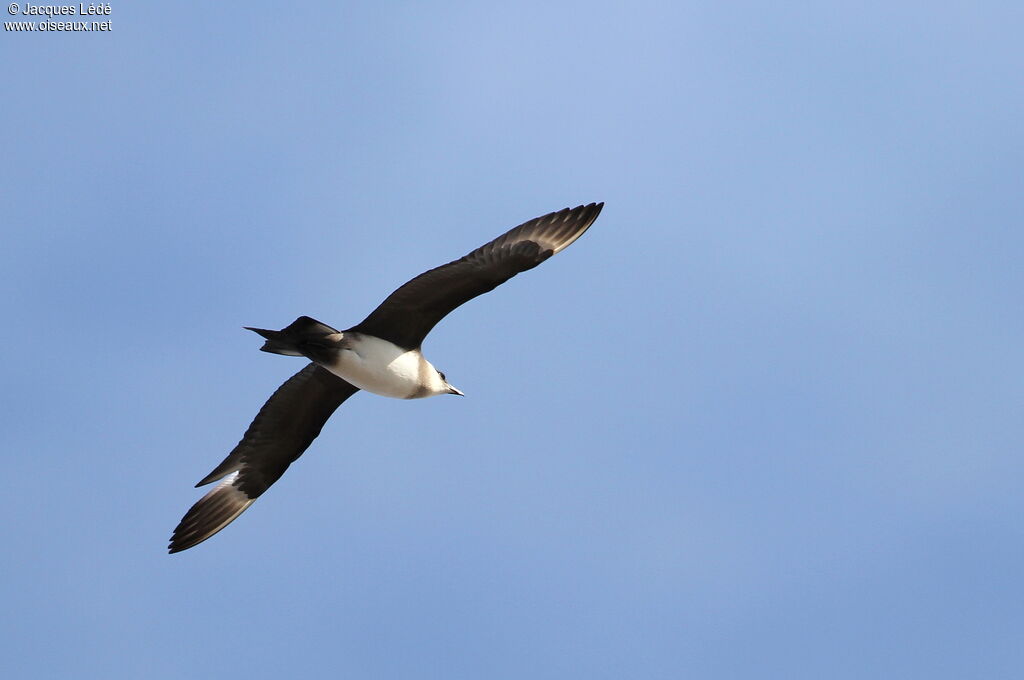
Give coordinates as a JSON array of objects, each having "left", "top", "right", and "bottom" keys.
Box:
[
  {"left": 168, "top": 363, "right": 359, "bottom": 553},
  {"left": 349, "top": 202, "right": 603, "bottom": 349}
]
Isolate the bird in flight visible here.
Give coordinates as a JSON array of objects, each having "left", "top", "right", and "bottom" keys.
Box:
[{"left": 169, "top": 202, "right": 604, "bottom": 553}]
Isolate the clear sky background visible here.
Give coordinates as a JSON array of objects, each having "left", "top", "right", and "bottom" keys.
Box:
[{"left": 3, "top": 2, "right": 1022, "bottom": 678}]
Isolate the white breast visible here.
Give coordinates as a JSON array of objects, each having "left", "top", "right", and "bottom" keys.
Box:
[{"left": 324, "top": 334, "right": 441, "bottom": 399}]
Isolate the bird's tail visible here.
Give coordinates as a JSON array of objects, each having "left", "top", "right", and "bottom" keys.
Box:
[{"left": 245, "top": 316, "right": 341, "bottom": 356}]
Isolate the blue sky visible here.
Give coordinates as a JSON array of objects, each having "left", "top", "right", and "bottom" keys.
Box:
[{"left": 3, "top": 2, "right": 1023, "bottom": 677}]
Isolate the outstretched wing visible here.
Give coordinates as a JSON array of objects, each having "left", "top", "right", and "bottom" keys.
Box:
[
  {"left": 169, "top": 363, "right": 359, "bottom": 553},
  {"left": 349, "top": 202, "right": 603, "bottom": 350}
]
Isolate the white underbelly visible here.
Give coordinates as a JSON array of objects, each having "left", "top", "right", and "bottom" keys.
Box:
[{"left": 324, "top": 335, "right": 428, "bottom": 399}]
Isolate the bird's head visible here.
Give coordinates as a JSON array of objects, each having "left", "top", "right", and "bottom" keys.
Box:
[{"left": 438, "top": 371, "right": 464, "bottom": 397}]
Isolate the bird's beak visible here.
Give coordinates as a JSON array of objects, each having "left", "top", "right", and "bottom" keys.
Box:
[{"left": 447, "top": 385, "right": 465, "bottom": 396}]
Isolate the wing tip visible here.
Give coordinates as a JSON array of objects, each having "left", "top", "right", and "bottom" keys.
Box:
[
  {"left": 168, "top": 472, "right": 256, "bottom": 554},
  {"left": 547, "top": 201, "right": 603, "bottom": 254}
]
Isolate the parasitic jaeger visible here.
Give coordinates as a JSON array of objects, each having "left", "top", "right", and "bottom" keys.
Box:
[{"left": 169, "top": 202, "right": 603, "bottom": 553}]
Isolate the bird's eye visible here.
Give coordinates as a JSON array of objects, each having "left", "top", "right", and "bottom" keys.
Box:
[{"left": 439, "top": 372, "right": 446, "bottom": 381}]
